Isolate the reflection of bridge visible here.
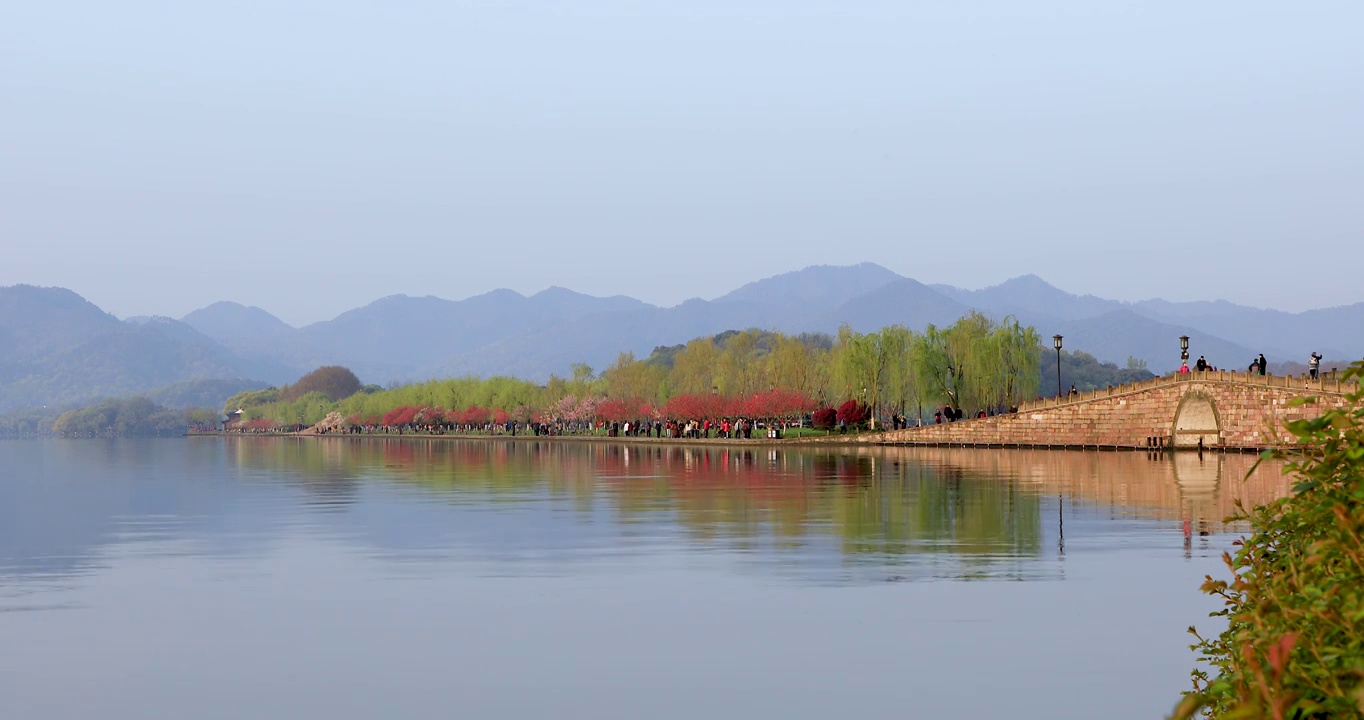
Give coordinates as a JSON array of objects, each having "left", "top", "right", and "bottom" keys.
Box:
[
  {"left": 862, "top": 446, "right": 1287, "bottom": 532},
  {"left": 872, "top": 371, "right": 1358, "bottom": 450}
]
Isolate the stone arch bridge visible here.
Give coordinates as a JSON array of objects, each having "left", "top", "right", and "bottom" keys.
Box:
[{"left": 871, "top": 371, "right": 1358, "bottom": 451}]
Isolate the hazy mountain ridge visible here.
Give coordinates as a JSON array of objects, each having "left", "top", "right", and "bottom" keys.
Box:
[
  {"left": 932, "top": 274, "right": 1125, "bottom": 322},
  {"left": 716, "top": 263, "right": 903, "bottom": 306},
  {"left": 0, "top": 287, "right": 294, "bottom": 411},
  {"left": 3, "top": 268, "right": 1361, "bottom": 410}
]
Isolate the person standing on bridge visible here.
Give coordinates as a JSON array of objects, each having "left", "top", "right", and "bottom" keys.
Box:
[
  {"left": 1309, "top": 352, "right": 1322, "bottom": 380},
  {"left": 1195, "top": 356, "right": 1207, "bottom": 372},
  {"left": 1257, "top": 354, "right": 1268, "bottom": 376}
]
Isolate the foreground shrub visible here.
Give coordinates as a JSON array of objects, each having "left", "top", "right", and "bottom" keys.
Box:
[{"left": 1173, "top": 362, "right": 1364, "bottom": 719}]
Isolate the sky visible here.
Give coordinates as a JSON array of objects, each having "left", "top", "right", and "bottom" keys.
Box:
[{"left": 3, "top": 1, "right": 1362, "bottom": 327}]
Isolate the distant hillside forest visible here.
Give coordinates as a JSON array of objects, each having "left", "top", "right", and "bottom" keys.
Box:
[{"left": 225, "top": 315, "right": 1156, "bottom": 429}]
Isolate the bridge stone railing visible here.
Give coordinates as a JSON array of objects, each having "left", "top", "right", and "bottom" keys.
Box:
[{"left": 1019, "top": 369, "right": 1357, "bottom": 414}]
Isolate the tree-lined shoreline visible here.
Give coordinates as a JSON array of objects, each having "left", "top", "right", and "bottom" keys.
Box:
[{"left": 223, "top": 314, "right": 1056, "bottom": 436}]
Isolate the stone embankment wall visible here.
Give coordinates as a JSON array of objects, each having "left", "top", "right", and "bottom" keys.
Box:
[{"left": 855, "top": 371, "right": 1357, "bottom": 451}]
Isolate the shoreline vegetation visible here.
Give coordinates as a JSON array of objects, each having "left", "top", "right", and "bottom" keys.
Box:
[
  {"left": 223, "top": 317, "right": 1049, "bottom": 438},
  {"left": 207, "top": 317, "right": 1155, "bottom": 440}
]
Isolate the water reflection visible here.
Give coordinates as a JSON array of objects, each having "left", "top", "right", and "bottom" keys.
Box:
[
  {"left": 0, "top": 439, "right": 1294, "bottom": 720},
  {"left": 0, "top": 438, "right": 1288, "bottom": 589}
]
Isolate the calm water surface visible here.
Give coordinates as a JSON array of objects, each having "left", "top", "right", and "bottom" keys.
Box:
[{"left": 0, "top": 438, "right": 1289, "bottom": 719}]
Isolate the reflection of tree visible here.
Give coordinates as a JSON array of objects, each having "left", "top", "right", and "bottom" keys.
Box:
[
  {"left": 830, "top": 463, "right": 1041, "bottom": 559},
  {"left": 225, "top": 438, "right": 1292, "bottom": 572},
  {"left": 229, "top": 439, "right": 1047, "bottom": 566}
]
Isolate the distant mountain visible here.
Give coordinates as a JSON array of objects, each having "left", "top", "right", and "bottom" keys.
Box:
[
  {"left": 5, "top": 268, "right": 1362, "bottom": 408},
  {"left": 0, "top": 286, "right": 291, "bottom": 412},
  {"left": 281, "top": 289, "right": 655, "bottom": 384},
  {"left": 933, "top": 274, "right": 1122, "bottom": 322},
  {"left": 0, "top": 285, "right": 120, "bottom": 364},
  {"left": 715, "top": 262, "right": 902, "bottom": 307},
  {"left": 823, "top": 278, "right": 973, "bottom": 333},
  {"left": 181, "top": 301, "right": 295, "bottom": 349}
]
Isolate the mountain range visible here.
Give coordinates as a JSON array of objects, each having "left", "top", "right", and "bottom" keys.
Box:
[{"left": 2, "top": 263, "right": 1360, "bottom": 412}]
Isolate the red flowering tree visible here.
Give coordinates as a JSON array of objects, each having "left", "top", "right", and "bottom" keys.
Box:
[
  {"left": 663, "top": 393, "right": 709, "bottom": 420},
  {"left": 771, "top": 390, "right": 818, "bottom": 420},
  {"left": 456, "top": 406, "right": 490, "bottom": 426},
  {"left": 382, "top": 406, "right": 420, "bottom": 426},
  {"left": 836, "top": 400, "right": 870, "bottom": 426},
  {"left": 812, "top": 408, "right": 837, "bottom": 429},
  {"left": 596, "top": 399, "right": 637, "bottom": 423}
]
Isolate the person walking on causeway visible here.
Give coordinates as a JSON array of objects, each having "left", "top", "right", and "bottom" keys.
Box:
[{"left": 1257, "top": 354, "right": 1268, "bottom": 376}]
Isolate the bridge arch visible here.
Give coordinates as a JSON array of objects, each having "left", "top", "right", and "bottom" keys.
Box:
[{"left": 1171, "top": 390, "right": 1222, "bottom": 448}]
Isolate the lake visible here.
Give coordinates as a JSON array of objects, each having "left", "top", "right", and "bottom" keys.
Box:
[{"left": 0, "top": 438, "right": 1289, "bottom": 719}]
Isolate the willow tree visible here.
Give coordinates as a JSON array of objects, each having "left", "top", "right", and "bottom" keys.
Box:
[
  {"left": 766, "top": 334, "right": 827, "bottom": 401},
  {"left": 568, "top": 363, "right": 597, "bottom": 398},
  {"left": 668, "top": 338, "right": 720, "bottom": 396},
  {"left": 989, "top": 317, "right": 1040, "bottom": 409},
  {"left": 602, "top": 352, "right": 667, "bottom": 403},
  {"left": 837, "top": 327, "right": 891, "bottom": 429},
  {"left": 914, "top": 312, "right": 1039, "bottom": 415},
  {"left": 914, "top": 323, "right": 963, "bottom": 412},
  {"left": 879, "top": 325, "right": 922, "bottom": 423},
  {"left": 715, "top": 329, "right": 766, "bottom": 396}
]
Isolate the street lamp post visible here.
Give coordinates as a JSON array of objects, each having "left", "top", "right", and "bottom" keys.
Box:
[
  {"left": 1053, "top": 335, "right": 1063, "bottom": 398},
  {"left": 1180, "top": 335, "right": 1190, "bottom": 366}
]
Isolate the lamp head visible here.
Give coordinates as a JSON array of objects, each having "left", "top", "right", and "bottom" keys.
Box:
[{"left": 1053, "top": 335, "right": 1063, "bottom": 350}]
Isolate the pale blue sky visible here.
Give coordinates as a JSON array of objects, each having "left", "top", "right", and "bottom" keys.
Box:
[{"left": 4, "top": 1, "right": 1361, "bottom": 326}]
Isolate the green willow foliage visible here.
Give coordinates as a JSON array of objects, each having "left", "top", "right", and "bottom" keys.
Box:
[
  {"left": 237, "top": 318, "right": 1044, "bottom": 425},
  {"left": 912, "top": 312, "right": 1041, "bottom": 415},
  {"left": 1174, "top": 361, "right": 1364, "bottom": 720}
]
